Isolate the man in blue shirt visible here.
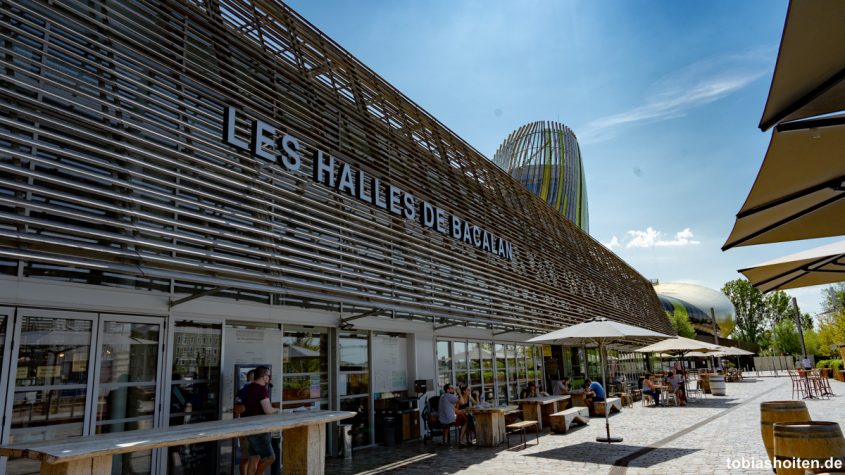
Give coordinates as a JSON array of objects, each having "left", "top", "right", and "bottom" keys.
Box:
[
  {"left": 587, "top": 378, "right": 606, "bottom": 401},
  {"left": 584, "top": 378, "right": 605, "bottom": 416}
]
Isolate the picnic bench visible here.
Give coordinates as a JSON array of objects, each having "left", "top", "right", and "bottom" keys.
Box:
[
  {"left": 505, "top": 420, "right": 539, "bottom": 449},
  {"left": 594, "top": 397, "right": 622, "bottom": 416},
  {"left": 0, "top": 410, "right": 355, "bottom": 475},
  {"left": 549, "top": 406, "right": 590, "bottom": 434},
  {"left": 513, "top": 395, "right": 570, "bottom": 430}
]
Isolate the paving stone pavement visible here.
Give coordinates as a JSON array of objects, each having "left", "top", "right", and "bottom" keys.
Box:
[{"left": 325, "top": 375, "right": 845, "bottom": 474}]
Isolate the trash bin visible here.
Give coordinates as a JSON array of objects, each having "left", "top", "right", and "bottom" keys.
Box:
[
  {"left": 338, "top": 424, "right": 353, "bottom": 460},
  {"left": 382, "top": 416, "right": 397, "bottom": 447}
]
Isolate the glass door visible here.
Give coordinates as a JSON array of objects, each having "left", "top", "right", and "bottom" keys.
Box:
[
  {"left": 91, "top": 315, "right": 165, "bottom": 475},
  {"left": 166, "top": 320, "right": 222, "bottom": 474},
  {"left": 338, "top": 331, "right": 371, "bottom": 447},
  {"left": 3, "top": 310, "right": 98, "bottom": 475}
]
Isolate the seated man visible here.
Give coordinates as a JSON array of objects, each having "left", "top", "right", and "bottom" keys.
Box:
[
  {"left": 642, "top": 373, "right": 661, "bottom": 406},
  {"left": 437, "top": 384, "right": 464, "bottom": 445},
  {"left": 552, "top": 377, "right": 570, "bottom": 395},
  {"left": 583, "top": 378, "right": 605, "bottom": 415}
]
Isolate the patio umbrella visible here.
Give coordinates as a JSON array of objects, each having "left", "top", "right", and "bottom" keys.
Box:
[
  {"left": 527, "top": 317, "right": 672, "bottom": 443},
  {"left": 635, "top": 337, "right": 724, "bottom": 396},
  {"left": 722, "top": 120, "right": 845, "bottom": 250},
  {"left": 738, "top": 239, "right": 845, "bottom": 292},
  {"left": 758, "top": 0, "right": 845, "bottom": 131}
]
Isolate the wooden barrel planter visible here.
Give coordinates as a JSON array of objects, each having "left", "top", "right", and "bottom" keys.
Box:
[
  {"left": 774, "top": 421, "right": 845, "bottom": 475},
  {"left": 710, "top": 375, "right": 726, "bottom": 396},
  {"left": 761, "top": 401, "right": 811, "bottom": 464}
]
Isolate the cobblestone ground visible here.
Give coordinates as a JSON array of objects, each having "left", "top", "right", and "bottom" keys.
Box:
[{"left": 326, "top": 375, "right": 845, "bottom": 474}]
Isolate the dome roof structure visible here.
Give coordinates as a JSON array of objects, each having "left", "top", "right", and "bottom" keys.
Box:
[
  {"left": 493, "top": 121, "right": 589, "bottom": 232},
  {"left": 653, "top": 282, "right": 736, "bottom": 338}
]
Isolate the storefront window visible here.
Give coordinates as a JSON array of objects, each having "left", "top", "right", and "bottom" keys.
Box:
[
  {"left": 283, "top": 326, "right": 328, "bottom": 409},
  {"left": 436, "top": 340, "right": 452, "bottom": 389}
]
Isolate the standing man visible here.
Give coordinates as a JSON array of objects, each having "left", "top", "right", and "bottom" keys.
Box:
[
  {"left": 801, "top": 356, "right": 812, "bottom": 371},
  {"left": 244, "top": 366, "right": 278, "bottom": 475}
]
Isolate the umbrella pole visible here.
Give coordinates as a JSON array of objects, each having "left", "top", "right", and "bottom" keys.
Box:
[{"left": 596, "top": 344, "right": 622, "bottom": 443}]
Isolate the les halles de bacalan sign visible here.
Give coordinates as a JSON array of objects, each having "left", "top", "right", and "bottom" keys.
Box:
[{"left": 223, "top": 106, "right": 514, "bottom": 260}]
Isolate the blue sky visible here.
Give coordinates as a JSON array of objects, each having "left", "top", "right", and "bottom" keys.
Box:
[{"left": 287, "top": 0, "right": 835, "bottom": 318}]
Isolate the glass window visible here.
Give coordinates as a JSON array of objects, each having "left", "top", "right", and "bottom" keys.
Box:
[
  {"left": 283, "top": 327, "right": 328, "bottom": 409},
  {"left": 339, "top": 331, "right": 370, "bottom": 448},
  {"left": 169, "top": 321, "right": 222, "bottom": 474}
]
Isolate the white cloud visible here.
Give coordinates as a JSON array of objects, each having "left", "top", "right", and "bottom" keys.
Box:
[
  {"left": 578, "top": 52, "right": 771, "bottom": 143},
  {"left": 602, "top": 235, "right": 621, "bottom": 250},
  {"left": 606, "top": 227, "right": 701, "bottom": 249}
]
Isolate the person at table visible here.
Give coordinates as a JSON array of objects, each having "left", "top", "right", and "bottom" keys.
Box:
[
  {"left": 437, "top": 383, "right": 465, "bottom": 446},
  {"left": 520, "top": 381, "right": 540, "bottom": 399},
  {"left": 243, "top": 366, "right": 279, "bottom": 475},
  {"left": 552, "top": 377, "right": 570, "bottom": 395},
  {"left": 642, "top": 372, "right": 661, "bottom": 407},
  {"left": 669, "top": 370, "right": 688, "bottom": 406},
  {"left": 457, "top": 385, "right": 477, "bottom": 446},
  {"left": 583, "top": 378, "right": 605, "bottom": 415},
  {"left": 666, "top": 371, "right": 687, "bottom": 406}
]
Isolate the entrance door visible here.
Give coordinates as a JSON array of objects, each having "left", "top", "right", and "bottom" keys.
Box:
[{"left": 91, "top": 315, "right": 165, "bottom": 474}]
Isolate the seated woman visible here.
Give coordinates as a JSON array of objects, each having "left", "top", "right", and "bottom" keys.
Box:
[
  {"left": 457, "top": 385, "right": 477, "bottom": 446},
  {"left": 520, "top": 381, "right": 539, "bottom": 399},
  {"left": 641, "top": 373, "right": 661, "bottom": 406},
  {"left": 667, "top": 371, "right": 687, "bottom": 406}
]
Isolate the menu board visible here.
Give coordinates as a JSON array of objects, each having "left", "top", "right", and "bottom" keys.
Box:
[{"left": 372, "top": 334, "right": 407, "bottom": 393}]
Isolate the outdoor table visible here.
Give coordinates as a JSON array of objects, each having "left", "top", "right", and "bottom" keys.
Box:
[
  {"left": 513, "top": 395, "right": 570, "bottom": 430},
  {"left": 0, "top": 410, "right": 354, "bottom": 475},
  {"left": 471, "top": 405, "right": 519, "bottom": 446},
  {"left": 568, "top": 390, "right": 587, "bottom": 408},
  {"left": 652, "top": 384, "right": 670, "bottom": 406}
]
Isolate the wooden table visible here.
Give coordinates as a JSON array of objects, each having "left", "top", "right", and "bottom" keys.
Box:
[
  {"left": 472, "top": 405, "right": 519, "bottom": 447},
  {"left": 513, "top": 395, "right": 570, "bottom": 430},
  {"left": 569, "top": 390, "right": 586, "bottom": 407},
  {"left": 0, "top": 410, "right": 354, "bottom": 475}
]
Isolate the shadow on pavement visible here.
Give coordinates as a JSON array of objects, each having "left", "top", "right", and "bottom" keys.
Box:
[{"left": 526, "top": 441, "right": 699, "bottom": 468}]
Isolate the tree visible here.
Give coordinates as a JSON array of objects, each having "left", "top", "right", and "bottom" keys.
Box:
[
  {"left": 666, "top": 309, "right": 696, "bottom": 339},
  {"left": 722, "top": 279, "right": 767, "bottom": 345},
  {"left": 764, "top": 291, "right": 792, "bottom": 324},
  {"left": 817, "top": 312, "right": 845, "bottom": 357},
  {"left": 822, "top": 283, "right": 845, "bottom": 315},
  {"left": 769, "top": 319, "right": 801, "bottom": 355}
]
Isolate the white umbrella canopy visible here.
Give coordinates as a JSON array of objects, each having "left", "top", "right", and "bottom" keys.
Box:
[
  {"left": 739, "top": 239, "right": 845, "bottom": 293},
  {"left": 528, "top": 317, "right": 672, "bottom": 443},
  {"left": 633, "top": 337, "right": 723, "bottom": 355},
  {"left": 527, "top": 317, "right": 672, "bottom": 347},
  {"left": 688, "top": 346, "right": 755, "bottom": 358}
]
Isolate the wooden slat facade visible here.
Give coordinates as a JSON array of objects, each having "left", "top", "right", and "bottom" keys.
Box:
[{"left": 0, "top": 0, "right": 673, "bottom": 335}]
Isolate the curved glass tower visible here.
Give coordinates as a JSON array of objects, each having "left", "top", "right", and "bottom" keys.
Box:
[{"left": 493, "top": 121, "right": 589, "bottom": 232}]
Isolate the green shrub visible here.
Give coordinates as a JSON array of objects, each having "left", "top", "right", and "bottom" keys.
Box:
[
  {"left": 830, "top": 360, "right": 843, "bottom": 372},
  {"left": 817, "top": 360, "right": 830, "bottom": 369}
]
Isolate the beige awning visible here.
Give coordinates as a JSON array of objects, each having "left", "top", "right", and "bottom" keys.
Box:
[
  {"left": 738, "top": 239, "right": 845, "bottom": 292},
  {"left": 723, "top": 121, "right": 845, "bottom": 250},
  {"left": 759, "top": 0, "right": 845, "bottom": 131}
]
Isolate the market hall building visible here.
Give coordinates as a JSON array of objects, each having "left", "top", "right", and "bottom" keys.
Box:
[{"left": 0, "top": 0, "right": 673, "bottom": 473}]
